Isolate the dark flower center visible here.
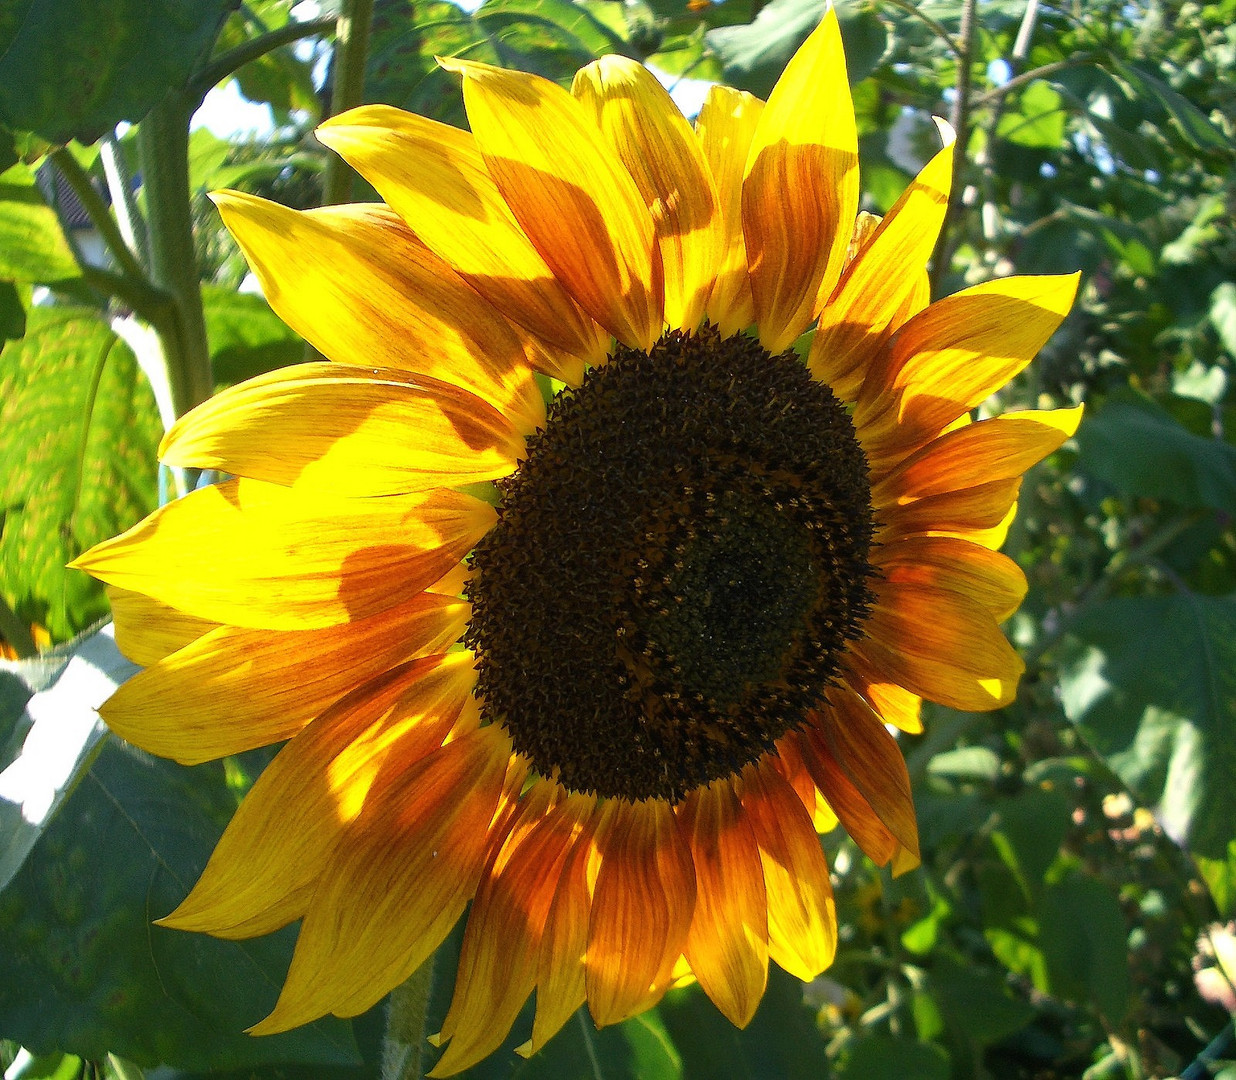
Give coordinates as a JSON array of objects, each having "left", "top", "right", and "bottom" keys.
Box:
[{"left": 465, "top": 325, "right": 875, "bottom": 802}]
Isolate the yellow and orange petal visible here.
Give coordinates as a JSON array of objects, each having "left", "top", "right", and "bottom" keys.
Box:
[{"left": 70, "top": 7, "right": 1081, "bottom": 1075}]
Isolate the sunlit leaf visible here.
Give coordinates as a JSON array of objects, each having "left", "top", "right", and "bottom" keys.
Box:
[
  {"left": 0, "top": 308, "right": 161, "bottom": 642},
  {"left": 0, "top": 0, "right": 235, "bottom": 143},
  {"left": 0, "top": 164, "right": 80, "bottom": 285},
  {"left": 202, "top": 283, "right": 304, "bottom": 390},
  {"left": 1059, "top": 593, "right": 1236, "bottom": 862}
]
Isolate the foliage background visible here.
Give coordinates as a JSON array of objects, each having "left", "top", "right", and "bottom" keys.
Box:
[{"left": 1, "top": 0, "right": 1235, "bottom": 1077}]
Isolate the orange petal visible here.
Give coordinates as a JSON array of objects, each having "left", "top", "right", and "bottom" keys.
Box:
[
  {"left": 872, "top": 406, "right": 1083, "bottom": 504},
  {"left": 740, "top": 761, "right": 837, "bottom": 981},
  {"left": 100, "top": 593, "right": 468, "bottom": 764},
  {"left": 872, "top": 536, "right": 1028, "bottom": 621},
  {"left": 853, "top": 273, "right": 1080, "bottom": 459},
  {"left": 106, "top": 585, "right": 217, "bottom": 666},
  {"left": 743, "top": 9, "right": 858, "bottom": 353},
  {"left": 809, "top": 686, "right": 919, "bottom": 862},
  {"left": 526, "top": 798, "right": 603, "bottom": 1055},
  {"left": 72, "top": 479, "right": 494, "bottom": 631},
  {"left": 677, "top": 781, "right": 769, "bottom": 1027},
  {"left": 810, "top": 124, "right": 953, "bottom": 400},
  {"left": 696, "top": 86, "right": 763, "bottom": 335},
  {"left": 211, "top": 191, "right": 545, "bottom": 435},
  {"left": 878, "top": 477, "right": 1023, "bottom": 542},
  {"left": 160, "top": 363, "right": 528, "bottom": 496},
  {"left": 159, "top": 653, "right": 476, "bottom": 939},
  {"left": 772, "top": 736, "right": 840, "bottom": 833},
  {"left": 574, "top": 56, "right": 720, "bottom": 332},
  {"left": 315, "top": 106, "right": 607, "bottom": 368},
  {"left": 843, "top": 653, "right": 924, "bottom": 735},
  {"left": 251, "top": 723, "right": 512, "bottom": 1033},
  {"left": 431, "top": 789, "right": 593, "bottom": 1076},
  {"left": 794, "top": 726, "right": 899, "bottom": 866},
  {"left": 862, "top": 581, "right": 1025, "bottom": 711},
  {"left": 442, "top": 58, "right": 663, "bottom": 350},
  {"left": 585, "top": 798, "right": 697, "bottom": 1026}
]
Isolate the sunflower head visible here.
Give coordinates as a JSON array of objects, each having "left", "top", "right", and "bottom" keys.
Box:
[{"left": 73, "top": 7, "right": 1079, "bottom": 1075}]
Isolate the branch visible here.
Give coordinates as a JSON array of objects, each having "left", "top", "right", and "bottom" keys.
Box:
[
  {"left": 49, "top": 148, "right": 148, "bottom": 285},
  {"left": 189, "top": 15, "right": 337, "bottom": 104},
  {"left": 970, "top": 58, "right": 1092, "bottom": 108}
]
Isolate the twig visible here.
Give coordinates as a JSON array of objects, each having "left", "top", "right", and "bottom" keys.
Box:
[{"left": 877, "top": 0, "right": 963, "bottom": 59}]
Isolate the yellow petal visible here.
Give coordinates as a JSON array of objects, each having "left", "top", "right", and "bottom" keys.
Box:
[
  {"left": 101, "top": 594, "right": 469, "bottom": 764},
  {"left": 585, "top": 798, "right": 697, "bottom": 1026},
  {"left": 73, "top": 479, "right": 494, "bottom": 630},
  {"left": 161, "top": 362, "right": 528, "bottom": 496},
  {"left": 441, "top": 58, "right": 663, "bottom": 350},
  {"left": 573, "top": 56, "right": 720, "bottom": 332},
  {"left": 696, "top": 86, "right": 763, "bottom": 335},
  {"left": 811, "top": 124, "right": 954, "bottom": 400},
  {"left": 811, "top": 686, "right": 920, "bottom": 862},
  {"left": 740, "top": 761, "right": 836, "bottom": 981},
  {"left": 872, "top": 406, "right": 1083, "bottom": 504},
  {"left": 315, "top": 106, "right": 607, "bottom": 368},
  {"left": 794, "top": 727, "right": 900, "bottom": 866},
  {"left": 743, "top": 9, "right": 858, "bottom": 353},
  {"left": 873, "top": 536, "right": 1028, "bottom": 621},
  {"left": 431, "top": 790, "right": 593, "bottom": 1076},
  {"left": 862, "top": 581, "right": 1026, "bottom": 711},
  {"left": 678, "top": 781, "right": 769, "bottom": 1027},
  {"left": 854, "top": 273, "right": 1080, "bottom": 459},
  {"left": 251, "top": 723, "right": 511, "bottom": 1033},
  {"left": 106, "top": 585, "right": 217, "bottom": 666},
  {"left": 211, "top": 191, "right": 545, "bottom": 434},
  {"left": 158, "top": 653, "right": 476, "bottom": 939}
]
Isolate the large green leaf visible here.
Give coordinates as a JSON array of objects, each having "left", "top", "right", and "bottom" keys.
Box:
[
  {"left": 0, "top": 736, "right": 363, "bottom": 1070},
  {"left": 0, "top": 164, "right": 80, "bottom": 285},
  {"left": 202, "top": 283, "right": 304, "bottom": 389},
  {"left": 1074, "top": 389, "right": 1236, "bottom": 514},
  {"left": 0, "top": 307, "right": 161, "bottom": 642},
  {"left": 1058, "top": 593, "right": 1236, "bottom": 862},
  {"left": 1039, "top": 874, "right": 1131, "bottom": 1023},
  {"left": 0, "top": 0, "right": 235, "bottom": 143},
  {"left": 706, "top": 0, "right": 887, "bottom": 98}
]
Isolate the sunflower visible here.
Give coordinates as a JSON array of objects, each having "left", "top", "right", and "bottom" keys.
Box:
[{"left": 72, "top": 8, "right": 1079, "bottom": 1074}]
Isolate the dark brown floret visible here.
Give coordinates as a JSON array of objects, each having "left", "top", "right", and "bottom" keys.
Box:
[{"left": 465, "top": 324, "right": 874, "bottom": 802}]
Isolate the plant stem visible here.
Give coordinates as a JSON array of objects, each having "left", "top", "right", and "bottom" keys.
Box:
[
  {"left": 136, "top": 94, "right": 214, "bottom": 419},
  {"left": 99, "top": 134, "right": 149, "bottom": 271},
  {"left": 190, "top": 15, "right": 337, "bottom": 103},
  {"left": 930, "top": 0, "right": 977, "bottom": 295},
  {"left": 382, "top": 957, "right": 436, "bottom": 1080},
  {"left": 49, "top": 148, "right": 147, "bottom": 284},
  {"left": 878, "top": 0, "right": 962, "bottom": 58},
  {"left": 321, "top": 0, "right": 375, "bottom": 205}
]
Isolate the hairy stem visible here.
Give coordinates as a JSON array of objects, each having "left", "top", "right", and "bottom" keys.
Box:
[
  {"left": 321, "top": 0, "right": 375, "bottom": 206},
  {"left": 190, "top": 15, "right": 337, "bottom": 102},
  {"left": 382, "top": 957, "right": 436, "bottom": 1080},
  {"left": 930, "top": 0, "right": 977, "bottom": 294}
]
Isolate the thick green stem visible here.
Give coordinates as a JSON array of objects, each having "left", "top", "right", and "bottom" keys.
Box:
[
  {"left": 382, "top": 957, "right": 436, "bottom": 1080},
  {"left": 321, "top": 0, "right": 375, "bottom": 206},
  {"left": 190, "top": 15, "right": 337, "bottom": 101},
  {"left": 136, "top": 95, "right": 214, "bottom": 418}
]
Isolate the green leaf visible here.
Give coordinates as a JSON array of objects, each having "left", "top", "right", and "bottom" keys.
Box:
[
  {"left": 1039, "top": 873, "right": 1131, "bottom": 1023},
  {"left": 707, "top": 0, "right": 887, "bottom": 98},
  {"left": 0, "top": 625, "right": 131, "bottom": 893},
  {"left": 0, "top": 736, "right": 363, "bottom": 1070},
  {"left": 1058, "top": 593, "right": 1236, "bottom": 861},
  {"left": 996, "top": 80, "right": 1066, "bottom": 149},
  {"left": 1210, "top": 281, "right": 1236, "bottom": 359},
  {"left": 0, "top": 308, "right": 162, "bottom": 642},
  {"left": 0, "top": 0, "right": 235, "bottom": 143},
  {"left": 0, "top": 164, "right": 80, "bottom": 284},
  {"left": 927, "top": 956, "right": 1034, "bottom": 1045},
  {"left": 1109, "top": 59, "right": 1232, "bottom": 155},
  {"left": 1195, "top": 840, "right": 1236, "bottom": 919},
  {"left": 837, "top": 1035, "right": 949, "bottom": 1080},
  {"left": 926, "top": 745, "right": 1001, "bottom": 783},
  {"left": 203, "top": 284, "right": 305, "bottom": 389},
  {"left": 1074, "top": 389, "right": 1236, "bottom": 513}
]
